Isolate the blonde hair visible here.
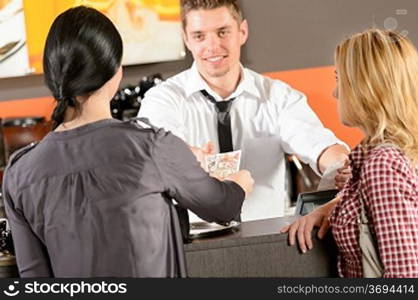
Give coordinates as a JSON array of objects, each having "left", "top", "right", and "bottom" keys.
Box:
[{"left": 335, "top": 29, "right": 418, "bottom": 165}]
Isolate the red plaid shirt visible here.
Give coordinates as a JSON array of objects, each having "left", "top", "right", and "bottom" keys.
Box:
[{"left": 330, "top": 143, "right": 418, "bottom": 277}]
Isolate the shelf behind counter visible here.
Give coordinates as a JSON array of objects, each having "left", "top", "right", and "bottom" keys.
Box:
[{"left": 184, "top": 216, "right": 338, "bottom": 277}]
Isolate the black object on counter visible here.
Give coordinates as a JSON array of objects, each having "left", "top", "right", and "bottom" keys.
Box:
[
  {"left": 189, "top": 221, "right": 240, "bottom": 239},
  {"left": 111, "top": 74, "right": 163, "bottom": 120},
  {"left": 294, "top": 189, "right": 339, "bottom": 216},
  {"left": 0, "top": 219, "right": 14, "bottom": 255}
]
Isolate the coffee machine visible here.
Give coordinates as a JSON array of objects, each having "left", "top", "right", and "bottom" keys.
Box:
[{"left": 111, "top": 74, "right": 163, "bottom": 120}]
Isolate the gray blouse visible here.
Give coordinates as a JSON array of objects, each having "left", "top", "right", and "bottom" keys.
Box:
[{"left": 2, "top": 119, "right": 244, "bottom": 277}]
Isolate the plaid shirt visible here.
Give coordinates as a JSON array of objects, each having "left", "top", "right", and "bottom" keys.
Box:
[{"left": 330, "top": 143, "right": 418, "bottom": 277}]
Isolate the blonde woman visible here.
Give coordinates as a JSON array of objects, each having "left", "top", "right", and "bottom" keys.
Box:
[{"left": 282, "top": 29, "right": 418, "bottom": 277}]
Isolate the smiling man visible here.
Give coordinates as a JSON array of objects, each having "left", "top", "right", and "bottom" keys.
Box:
[{"left": 138, "top": 0, "right": 350, "bottom": 221}]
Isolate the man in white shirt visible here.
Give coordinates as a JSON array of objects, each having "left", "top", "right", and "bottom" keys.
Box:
[{"left": 138, "top": 0, "right": 350, "bottom": 221}]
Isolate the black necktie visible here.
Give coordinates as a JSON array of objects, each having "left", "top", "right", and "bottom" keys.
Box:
[
  {"left": 201, "top": 90, "right": 241, "bottom": 222},
  {"left": 201, "top": 90, "right": 235, "bottom": 153}
]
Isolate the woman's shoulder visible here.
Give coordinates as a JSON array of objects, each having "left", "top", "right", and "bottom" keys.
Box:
[
  {"left": 367, "top": 144, "right": 408, "bottom": 165},
  {"left": 363, "top": 144, "right": 416, "bottom": 180},
  {"left": 100, "top": 118, "right": 187, "bottom": 158},
  {"left": 101, "top": 118, "right": 167, "bottom": 141},
  {"left": 2, "top": 142, "right": 39, "bottom": 194},
  {"left": 117, "top": 118, "right": 178, "bottom": 141}
]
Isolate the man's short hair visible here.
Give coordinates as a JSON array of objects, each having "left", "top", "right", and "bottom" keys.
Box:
[{"left": 180, "top": 0, "right": 244, "bottom": 29}]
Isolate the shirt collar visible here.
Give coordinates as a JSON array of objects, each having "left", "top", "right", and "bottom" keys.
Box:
[
  {"left": 349, "top": 142, "right": 372, "bottom": 179},
  {"left": 185, "top": 62, "right": 261, "bottom": 100}
]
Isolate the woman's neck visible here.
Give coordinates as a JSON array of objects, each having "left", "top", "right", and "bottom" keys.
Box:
[{"left": 56, "top": 92, "right": 113, "bottom": 131}]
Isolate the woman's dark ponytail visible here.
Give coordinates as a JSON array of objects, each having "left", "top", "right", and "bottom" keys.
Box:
[
  {"left": 51, "top": 97, "right": 76, "bottom": 129},
  {"left": 43, "top": 6, "right": 123, "bottom": 129}
]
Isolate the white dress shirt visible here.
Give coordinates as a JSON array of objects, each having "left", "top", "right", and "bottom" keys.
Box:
[{"left": 138, "top": 63, "right": 343, "bottom": 221}]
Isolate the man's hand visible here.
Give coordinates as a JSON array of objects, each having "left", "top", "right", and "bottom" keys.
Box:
[
  {"left": 189, "top": 141, "right": 215, "bottom": 170},
  {"left": 318, "top": 144, "right": 351, "bottom": 190}
]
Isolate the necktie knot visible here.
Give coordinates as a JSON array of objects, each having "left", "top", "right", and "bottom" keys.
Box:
[
  {"left": 200, "top": 90, "right": 235, "bottom": 113},
  {"left": 215, "top": 100, "right": 234, "bottom": 113}
]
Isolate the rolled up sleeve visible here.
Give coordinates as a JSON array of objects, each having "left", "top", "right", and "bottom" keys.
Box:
[{"left": 276, "top": 85, "right": 346, "bottom": 174}]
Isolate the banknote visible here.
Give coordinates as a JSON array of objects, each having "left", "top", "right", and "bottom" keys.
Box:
[
  {"left": 317, "top": 160, "right": 345, "bottom": 191},
  {"left": 205, "top": 150, "right": 242, "bottom": 178}
]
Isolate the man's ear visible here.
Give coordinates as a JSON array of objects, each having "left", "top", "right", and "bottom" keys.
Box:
[{"left": 239, "top": 19, "right": 249, "bottom": 46}]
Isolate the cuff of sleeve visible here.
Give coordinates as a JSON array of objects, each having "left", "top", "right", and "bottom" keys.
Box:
[
  {"left": 308, "top": 140, "right": 350, "bottom": 176},
  {"left": 224, "top": 180, "right": 246, "bottom": 201}
]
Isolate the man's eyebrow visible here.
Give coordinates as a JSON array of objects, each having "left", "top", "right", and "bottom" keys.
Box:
[{"left": 189, "top": 25, "right": 232, "bottom": 35}]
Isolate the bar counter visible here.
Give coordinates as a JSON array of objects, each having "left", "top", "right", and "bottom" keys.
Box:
[{"left": 184, "top": 217, "right": 338, "bottom": 277}]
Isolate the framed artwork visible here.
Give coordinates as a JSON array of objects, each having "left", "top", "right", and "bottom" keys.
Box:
[
  {"left": 0, "top": 0, "right": 30, "bottom": 78},
  {"left": 0, "top": 0, "right": 185, "bottom": 78}
]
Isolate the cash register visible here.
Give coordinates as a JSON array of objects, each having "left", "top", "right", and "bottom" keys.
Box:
[{"left": 294, "top": 189, "right": 339, "bottom": 216}]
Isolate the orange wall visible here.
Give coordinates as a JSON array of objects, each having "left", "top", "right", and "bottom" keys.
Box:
[
  {"left": 0, "top": 66, "right": 363, "bottom": 148},
  {"left": 265, "top": 66, "right": 363, "bottom": 148},
  {"left": 0, "top": 97, "right": 55, "bottom": 120}
]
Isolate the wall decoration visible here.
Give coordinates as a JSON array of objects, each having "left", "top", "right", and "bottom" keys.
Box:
[
  {"left": 0, "top": 0, "right": 31, "bottom": 78},
  {"left": 0, "top": 0, "right": 185, "bottom": 77}
]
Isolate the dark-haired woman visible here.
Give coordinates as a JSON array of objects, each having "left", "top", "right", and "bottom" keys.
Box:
[{"left": 2, "top": 6, "right": 253, "bottom": 278}]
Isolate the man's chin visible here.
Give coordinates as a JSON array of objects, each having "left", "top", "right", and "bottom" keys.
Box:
[{"left": 204, "top": 68, "right": 230, "bottom": 78}]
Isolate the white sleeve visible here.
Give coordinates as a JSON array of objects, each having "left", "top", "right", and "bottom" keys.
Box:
[
  {"left": 137, "top": 83, "right": 187, "bottom": 141},
  {"left": 276, "top": 84, "right": 347, "bottom": 174}
]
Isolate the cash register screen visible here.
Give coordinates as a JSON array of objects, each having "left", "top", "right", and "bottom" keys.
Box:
[{"left": 294, "top": 189, "right": 339, "bottom": 216}]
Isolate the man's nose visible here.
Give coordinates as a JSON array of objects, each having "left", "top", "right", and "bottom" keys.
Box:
[{"left": 204, "top": 34, "right": 222, "bottom": 50}]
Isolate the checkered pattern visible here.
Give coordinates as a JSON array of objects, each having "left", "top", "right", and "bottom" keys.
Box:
[{"left": 330, "top": 144, "right": 418, "bottom": 277}]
